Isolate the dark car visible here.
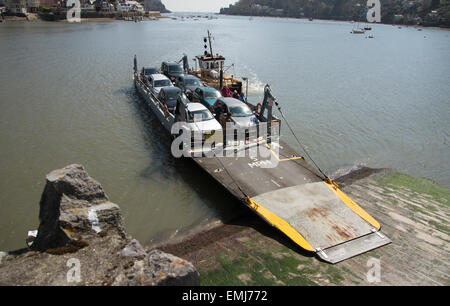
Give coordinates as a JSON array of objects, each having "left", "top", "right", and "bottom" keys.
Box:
[
  {"left": 192, "top": 86, "right": 222, "bottom": 109},
  {"left": 158, "top": 87, "right": 183, "bottom": 113},
  {"left": 141, "top": 67, "right": 160, "bottom": 77},
  {"left": 175, "top": 75, "right": 203, "bottom": 95},
  {"left": 161, "top": 61, "right": 184, "bottom": 81}
]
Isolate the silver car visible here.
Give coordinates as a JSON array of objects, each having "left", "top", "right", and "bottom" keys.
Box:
[{"left": 212, "top": 97, "right": 259, "bottom": 130}]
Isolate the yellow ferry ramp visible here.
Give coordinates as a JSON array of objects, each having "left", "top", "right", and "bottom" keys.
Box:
[
  {"left": 246, "top": 181, "right": 391, "bottom": 264},
  {"left": 193, "top": 140, "right": 391, "bottom": 263}
]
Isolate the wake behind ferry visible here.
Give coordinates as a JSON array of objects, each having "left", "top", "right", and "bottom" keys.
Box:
[{"left": 133, "top": 31, "right": 391, "bottom": 264}]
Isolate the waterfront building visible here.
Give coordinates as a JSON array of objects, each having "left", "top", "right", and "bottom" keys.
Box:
[
  {"left": 6, "top": 0, "right": 40, "bottom": 14},
  {"left": 117, "top": 1, "right": 144, "bottom": 13}
]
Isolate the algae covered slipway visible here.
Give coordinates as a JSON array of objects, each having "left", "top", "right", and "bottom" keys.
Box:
[{"left": 157, "top": 168, "right": 450, "bottom": 286}]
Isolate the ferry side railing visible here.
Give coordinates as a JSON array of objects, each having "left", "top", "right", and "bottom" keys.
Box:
[{"left": 135, "top": 71, "right": 169, "bottom": 115}]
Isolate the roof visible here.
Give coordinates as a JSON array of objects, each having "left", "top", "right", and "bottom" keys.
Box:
[
  {"left": 150, "top": 74, "right": 170, "bottom": 81},
  {"left": 163, "top": 61, "right": 181, "bottom": 66},
  {"left": 219, "top": 97, "right": 245, "bottom": 107},
  {"left": 195, "top": 55, "right": 225, "bottom": 61},
  {"left": 160, "top": 87, "right": 181, "bottom": 93},
  {"left": 200, "top": 86, "right": 219, "bottom": 92},
  {"left": 187, "top": 102, "right": 208, "bottom": 112},
  {"left": 179, "top": 74, "right": 200, "bottom": 80}
]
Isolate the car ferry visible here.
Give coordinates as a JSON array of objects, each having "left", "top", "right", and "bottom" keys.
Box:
[{"left": 132, "top": 33, "right": 391, "bottom": 263}]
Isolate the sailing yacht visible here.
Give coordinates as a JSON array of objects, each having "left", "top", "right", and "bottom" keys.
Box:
[{"left": 351, "top": 21, "right": 365, "bottom": 34}]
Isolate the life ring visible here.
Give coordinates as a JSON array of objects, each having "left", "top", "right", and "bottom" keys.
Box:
[
  {"left": 163, "top": 104, "right": 169, "bottom": 117},
  {"left": 255, "top": 103, "right": 262, "bottom": 115}
]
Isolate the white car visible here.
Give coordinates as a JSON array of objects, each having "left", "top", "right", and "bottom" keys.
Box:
[
  {"left": 174, "top": 100, "right": 224, "bottom": 153},
  {"left": 148, "top": 73, "right": 173, "bottom": 96}
]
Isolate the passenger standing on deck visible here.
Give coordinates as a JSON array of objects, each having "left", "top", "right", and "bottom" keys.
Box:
[
  {"left": 220, "top": 87, "right": 232, "bottom": 98},
  {"left": 238, "top": 92, "right": 246, "bottom": 102}
]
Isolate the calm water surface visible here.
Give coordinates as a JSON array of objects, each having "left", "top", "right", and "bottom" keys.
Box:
[{"left": 0, "top": 15, "right": 449, "bottom": 251}]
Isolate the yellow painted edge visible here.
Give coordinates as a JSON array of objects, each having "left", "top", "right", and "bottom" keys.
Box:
[
  {"left": 265, "top": 143, "right": 303, "bottom": 162},
  {"left": 324, "top": 182, "right": 381, "bottom": 230},
  {"left": 246, "top": 197, "right": 314, "bottom": 252}
]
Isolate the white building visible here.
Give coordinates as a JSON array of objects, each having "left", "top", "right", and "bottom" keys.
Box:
[{"left": 117, "top": 1, "right": 144, "bottom": 13}]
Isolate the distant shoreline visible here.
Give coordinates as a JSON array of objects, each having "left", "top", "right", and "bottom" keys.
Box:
[
  {"left": 1, "top": 15, "right": 166, "bottom": 23},
  {"left": 219, "top": 13, "right": 450, "bottom": 31},
  {"left": 2, "top": 13, "right": 449, "bottom": 31}
]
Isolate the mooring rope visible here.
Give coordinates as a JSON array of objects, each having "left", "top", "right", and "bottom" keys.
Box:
[{"left": 270, "top": 88, "right": 329, "bottom": 181}]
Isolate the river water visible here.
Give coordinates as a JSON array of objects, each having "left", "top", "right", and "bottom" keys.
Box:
[{"left": 0, "top": 15, "right": 449, "bottom": 251}]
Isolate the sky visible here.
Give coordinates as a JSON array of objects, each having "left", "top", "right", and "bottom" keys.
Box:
[{"left": 161, "top": 0, "right": 238, "bottom": 13}]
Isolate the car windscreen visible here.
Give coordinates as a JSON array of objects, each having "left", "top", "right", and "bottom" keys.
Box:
[
  {"left": 229, "top": 105, "right": 253, "bottom": 117},
  {"left": 166, "top": 99, "right": 177, "bottom": 109},
  {"left": 165, "top": 90, "right": 181, "bottom": 101},
  {"left": 169, "top": 65, "right": 183, "bottom": 73},
  {"left": 144, "top": 68, "right": 158, "bottom": 74},
  {"left": 187, "top": 110, "right": 214, "bottom": 123},
  {"left": 204, "top": 90, "right": 221, "bottom": 99},
  {"left": 185, "top": 79, "right": 201, "bottom": 86},
  {"left": 154, "top": 79, "right": 172, "bottom": 87}
]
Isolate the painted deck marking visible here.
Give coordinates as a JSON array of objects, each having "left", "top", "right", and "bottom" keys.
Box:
[{"left": 265, "top": 143, "right": 303, "bottom": 162}]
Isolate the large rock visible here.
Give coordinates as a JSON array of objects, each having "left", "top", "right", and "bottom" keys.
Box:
[
  {"left": 147, "top": 250, "right": 200, "bottom": 286},
  {"left": 0, "top": 164, "right": 200, "bottom": 286},
  {"left": 121, "top": 239, "right": 147, "bottom": 259},
  {"left": 31, "top": 164, "right": 125, "bottom": 251},
  {"left": 115, "top": 250, "right": 200, "bottom": 286}
]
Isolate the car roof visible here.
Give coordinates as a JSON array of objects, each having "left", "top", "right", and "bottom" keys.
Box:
[
  {"left": 150, "top": 74, "right": 170, "bottom": 81},
  {"left": 187, "top": 102, "right": 208, "bottom": 112},
  {"left": 161, "top": 87, "right": 181, "bottom": 93},
  {"left": 163, "top": 61, "right": 180, "bottom": 66},
  {"left": 200, "top": 86, "right": 218, "bottom": 92},
  {"left": 179, "top": 74, "right": 200, "bottom": 80},
  {"left": 143, "top": 66, "right": 158, "bottom": 70},
  {"left": 218, "top": 97, "right": 245, "bottom": 106}
]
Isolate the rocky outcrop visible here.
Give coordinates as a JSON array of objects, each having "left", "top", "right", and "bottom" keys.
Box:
[
  {"left": 113, "top": 249, "right": 200, "bottom": 286},
  {"left": 0, "top": 164, "right": 199, "bottom": 286},
  {"left": 31, "top": 164, "right": 125, "bottom": 252},
  {"left": 144, "top": 0, "right": 171, "bottom": 13}
]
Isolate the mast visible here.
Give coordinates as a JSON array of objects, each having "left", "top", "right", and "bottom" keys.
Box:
[{"left": 207, "top": 30, "right": 213, "bottom": 57}]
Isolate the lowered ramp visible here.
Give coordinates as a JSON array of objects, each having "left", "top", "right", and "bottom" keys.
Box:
[
  {"left": 247, "top": 182, "right": 391, "bottom": 263},
  {"left": 193, "top": 140, "right": 391, "bottom": 263}
]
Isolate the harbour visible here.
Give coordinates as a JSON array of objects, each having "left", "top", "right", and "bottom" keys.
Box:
[{"left": 0, "top": 16, "right": 449, "bottom": 258}]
